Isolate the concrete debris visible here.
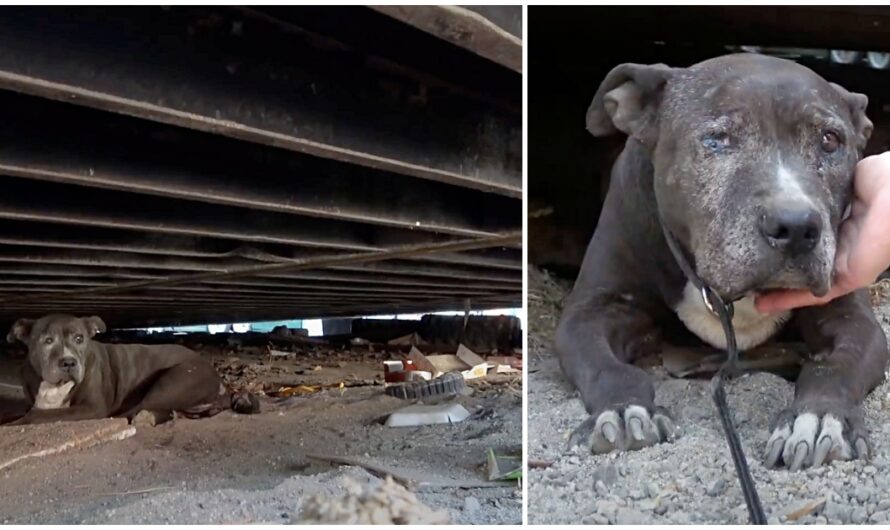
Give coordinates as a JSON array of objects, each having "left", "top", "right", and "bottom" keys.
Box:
[
  {"left": 298, "top": 476, "right": 450, "bottom": 524},
  {"left": 0, "top": 418, "right": 135, "bottom": 472}
]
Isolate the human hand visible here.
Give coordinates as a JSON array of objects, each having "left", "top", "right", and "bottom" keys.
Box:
[{"left": 756, "top": 152, "right": 890, "bottom": 313}]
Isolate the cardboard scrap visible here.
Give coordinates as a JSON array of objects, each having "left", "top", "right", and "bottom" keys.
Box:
[
  {"left": 456, "top": 345, "right": 488, "bottom": 380},
  {"left": 487, "top": 355, "right": 522, "bottom": 371},
  {"left": 389, "top": 345, "right": 492, "bottom": 384},
  {"left": 425, "top": 354, "right": 467, "bottom": 376},
  {"left": 662, "top": 343, "right": 805, "bottom": 378},
  {"left": 407, "top": 347, "right": 437, "bottom": 375}
]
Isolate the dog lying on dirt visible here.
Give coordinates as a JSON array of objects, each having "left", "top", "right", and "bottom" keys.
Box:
[
  {"left": 2, "top": 313, "right": 258, "bottom": 425},
  {"left": 556, "top": 53, "right": 889, "bottom": 470}
]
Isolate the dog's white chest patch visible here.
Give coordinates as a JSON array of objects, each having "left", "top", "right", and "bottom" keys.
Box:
[
  {"left": 673, "top": 281, "right": 791, "bottom": 350},
  {"left": 34, "top": 380, "right": 74, "bottom": 410}
]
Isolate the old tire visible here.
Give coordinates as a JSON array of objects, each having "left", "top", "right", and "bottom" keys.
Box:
[{"left": 385, "top": 372, "right": 465, "bottom": 400}]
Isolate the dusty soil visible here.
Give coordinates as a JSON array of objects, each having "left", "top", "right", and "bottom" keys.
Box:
[
  {"left": 0, "top": 343, "right": 521, "bottom": 524},
  {"left": 527, "top": 267, "right": 890, "bottom": 525}
]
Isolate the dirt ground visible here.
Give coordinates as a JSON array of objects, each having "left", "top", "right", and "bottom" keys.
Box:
[
  {"left": 528, "top": 267, "right": 890, "bottom": 525},
  {"left": 0, "top": 340, "right": 521, "bottom": 524}
]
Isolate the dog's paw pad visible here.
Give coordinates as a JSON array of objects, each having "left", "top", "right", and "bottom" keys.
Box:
[
  {"left": 132, "top": 410, "right": 158, "bottom": 428},
  {"left": 569, "top": 405, "right": 675, "bottom": 454}
]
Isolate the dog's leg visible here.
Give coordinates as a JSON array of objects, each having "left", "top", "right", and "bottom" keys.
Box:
[
  {"left": 556, "top": 290, "right": 675, "bottom": 454},
  {"left": 764, "top": 291, "right": 888, "bottom": 470},
  {"left": 123, "top": 359, "right": 224, "bottom": 424}
]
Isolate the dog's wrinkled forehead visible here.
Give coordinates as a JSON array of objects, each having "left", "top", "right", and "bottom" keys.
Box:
[
  {"left": 664, "top": 56, "right": 853, "bottom": 133},
  {"left": 31, "top": 314, "right": 89, "bottom": 338}
]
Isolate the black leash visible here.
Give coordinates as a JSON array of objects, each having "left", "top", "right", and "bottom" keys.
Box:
[{"left": 660, "top": 219, "right": 768, "bottom": 525}]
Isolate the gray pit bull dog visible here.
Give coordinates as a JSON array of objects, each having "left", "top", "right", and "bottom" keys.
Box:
[
  {"left": 3, "top": 313, "right": 258, "bottom": 425},
  {"left": 556, "top": 53, "right": 889, "bottom": 470}
]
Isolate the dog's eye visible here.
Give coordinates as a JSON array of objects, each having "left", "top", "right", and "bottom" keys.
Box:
[
  {"left": 821, "top": 131, "right": 841, "bottom": 153},
  {"left": 702, "top": 132, "right": 731, "bottom": 153},
  {"left": 43, "top": 337, "right": 53, "bottom": 345},
  {"left": 74, "top": 335, "right": 83, "bottom": 344}
]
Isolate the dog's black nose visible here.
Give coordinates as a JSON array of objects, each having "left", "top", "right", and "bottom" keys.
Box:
[
  {"left": 759, "top": 207, "right": 822, "bottom": 255},
  {"left": 58, "top": 357, "right": 77, "bottom": 371}
]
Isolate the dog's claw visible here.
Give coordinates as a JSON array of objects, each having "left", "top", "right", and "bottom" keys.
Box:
[
  {"left": 855, "top": 438, "right": 870, "bottom": 460},
  {"left": 653, "top": 413, "right": 676, "bottom": 442},
  {"left": 812, "top": 435, "right": 833, "bottom": 467},
  {"left": 764, "top": 424, "right": 789, "bottom": 468},
  {"left": 602, "top": 421, "right": 618, "bottom": 443},
  {"left": 789, "top": 441, "right": 809, "bottom": 471},
  {"left": 628, "top": 417, "right": 644, "bottom": 441}
]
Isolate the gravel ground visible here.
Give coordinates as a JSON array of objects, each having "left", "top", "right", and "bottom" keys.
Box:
[{"left": 528, "top": 267, "right": 890, "bottom": 524}]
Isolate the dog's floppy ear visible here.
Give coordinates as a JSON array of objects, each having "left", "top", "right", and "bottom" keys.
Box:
[
  {"left": 830, "top": 82, "right": 873, "bottom": 152},
  {"left": 7, "top": 318, "right": 34, "bottom": 344},
  {"left": 587, "top": 63, "right": 679, "bottom": 146},
  {"left": 83, "top": 316, "right": 106, "bottom": 337}
]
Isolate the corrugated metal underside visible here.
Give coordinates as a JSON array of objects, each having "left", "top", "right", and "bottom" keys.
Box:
[{"left": 0, "top": 6, "right": 522, "bottom": 329}]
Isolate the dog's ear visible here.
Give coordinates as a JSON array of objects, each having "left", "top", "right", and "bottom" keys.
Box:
[
  {"left": 83, "top": 316, "right": 106, "bottom": 337},
  {"left": 830, "top": 82, "right": 873, "bottom": 152},
  {"left": 587, "top": 63, "right": 679, "bottom": 145},
  {"left": 7, "top": 318, "right": 34, "bottom": 344}
]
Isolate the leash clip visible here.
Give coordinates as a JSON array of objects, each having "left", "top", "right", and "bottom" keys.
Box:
[{"left": 700, "top": 285, "right": 734, "bottom": 319}]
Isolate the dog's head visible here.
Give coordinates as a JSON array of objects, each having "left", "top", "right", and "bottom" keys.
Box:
[
  {"left": 7, "top": 314, "right": 106, "bottom": 385},
  {"left": 588, "top": 53, "right": 872, "bottom": 300}
]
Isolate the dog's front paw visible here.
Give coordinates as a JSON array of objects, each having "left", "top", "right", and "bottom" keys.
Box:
[
  {"left": 569, "top": 404, "right": 676, "bottom": 454},
  {"left": 764, "top": 405, "right": 869, "bottom": 470}
]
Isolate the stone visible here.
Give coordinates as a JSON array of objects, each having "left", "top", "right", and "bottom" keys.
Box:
[
  {"left": 0, "top": 419, "right": 134, "bottom": 473},
  {"left": 706, "top": 478, "right": 727, "bottom": 497},
  {"left": 615, "top": 508, "right": 647, "bottom": 525}
]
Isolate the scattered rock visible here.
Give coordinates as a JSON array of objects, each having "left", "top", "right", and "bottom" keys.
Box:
[
  {"left": 705, "top": 478, "right": 726, "bottom": 497},
  {"left": 823, "top": 500, "right": 853, "bottom": 524},
  {"left": 299, "top": 476, "right": 449, "bottom": 524},
  {"left": 591, "top": 463, "right": 618, "bottom": 488},
  {"left": 784, "top": 498, "right": 827, "bottom": 522},
  {"left": 615, "top": 507, "right": 647, "bottom": 525},
  {"left": 463, "top": 497, "right": 481, "bottom": 513}
]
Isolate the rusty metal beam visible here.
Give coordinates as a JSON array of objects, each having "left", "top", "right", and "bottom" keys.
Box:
[
  {"left": 0, "top": 295, "right": 520, "bottom": 330},
  {"left": 0, "top": 7, "right": 521, "bottom": 196},
  {"left": 0, "top": 219, "right": 520, "bottom": 273},
  {"left": 1, "top": 231, "right": 521, "bottom": 304},
  {"left": 371, "top": 5, "right": 522, "bottom": 72},
  {"left": 0, "top": 93, "right": 519, "bottom": 236},
  {"left": 0, "top": 272, "right": 518, "bottom": 293}
]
